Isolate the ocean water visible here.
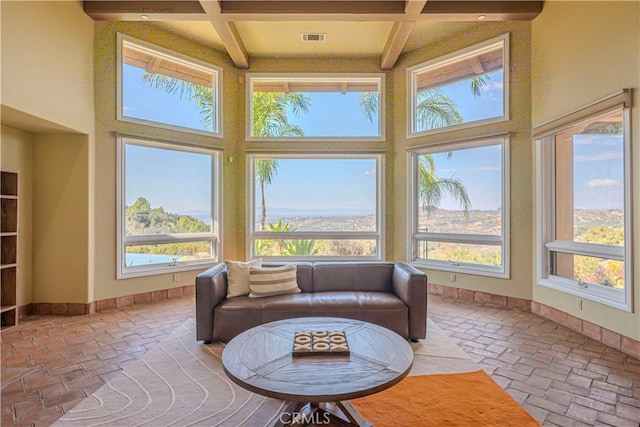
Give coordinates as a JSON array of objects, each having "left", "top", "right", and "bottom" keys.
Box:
[{"left": 125, "top": 253, "right": 178, "bottom": 266}]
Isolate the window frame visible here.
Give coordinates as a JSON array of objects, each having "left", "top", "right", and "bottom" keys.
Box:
[
  {"left": 407, "top": 33, "right": 510, "bottom": 139},
  {"left": 116, "top": 33, "right": 223, "bottom": 138},
  {"left": 246, "top": 73, "right": 385, "bottom": 142},
  {"left": 116, "top": 135, "right": 223, "bottom": 279},
  {"left": 535, "top": 91, "right": 633, "bottom": 311},
  {"left": 408, "top": 135, "right": 510, "bottom": 278},
  {"left": 246, "top": 153, "right": 385, "bottom": 261}
]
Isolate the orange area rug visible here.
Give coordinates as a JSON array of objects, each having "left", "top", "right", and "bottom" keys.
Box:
[{"left": 352, "top": 370, "right": 540, "bottom": 426}]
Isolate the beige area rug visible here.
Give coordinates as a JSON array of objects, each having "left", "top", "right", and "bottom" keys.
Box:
[{"left": 54, "top": 319, "right": 480, "bottom": 427}]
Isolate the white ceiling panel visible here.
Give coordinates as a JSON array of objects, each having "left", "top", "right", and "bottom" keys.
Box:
[{"left": 235, "top": 21, "right": 394, "bottom": 57}]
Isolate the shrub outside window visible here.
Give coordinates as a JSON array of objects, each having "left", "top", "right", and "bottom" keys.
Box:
[
  {"left": 409, "top": 136, "right": 509, "bottom": 277},
  {"left": 117, "top": 136, "right": 221, "bottom": 278},
  {"left": 247, "top": 74, "right": 384, "bottom": 141},
  {"left": 407, "top": 34, "right": 509, "bottom": 137},
  {"left": 536, "top": 93, "right": 632, "bottom": 310},
  {"left": 117, "top": 33, "right": 222, "bottom": 137},
  {"left": 247, "top": 155, "right": 383, "bottom": 261}
]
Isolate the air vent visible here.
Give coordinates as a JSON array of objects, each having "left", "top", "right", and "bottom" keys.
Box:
[{"left": 301, "top": 33, "right": 326, "bottom": 42}]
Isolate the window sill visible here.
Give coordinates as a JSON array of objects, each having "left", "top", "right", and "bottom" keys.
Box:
[
  {"left": 412, "top": 260, "right": 508, "bottom": 279},
  {"left": 537, "top": 277, "right": 631, "bottom": 312},
  {"left": 117, "top": 260, "right": 217, "bottom": 280}
]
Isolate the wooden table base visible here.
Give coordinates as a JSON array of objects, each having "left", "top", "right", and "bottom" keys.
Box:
[{"left": 275, "top": 400, "right": 372, "bottom": 427}]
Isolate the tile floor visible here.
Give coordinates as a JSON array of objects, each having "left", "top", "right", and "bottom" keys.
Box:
[{"left": 1, "top": 294, "right": 639, "bottom": 426}]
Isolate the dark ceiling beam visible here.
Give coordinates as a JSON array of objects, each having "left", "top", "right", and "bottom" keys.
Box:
[
  {"left": 404, "top": 0, "right": 427, "bottom": 15},
  {"left": 422, "top": 1, "right": 544, "bottom": 20},
  {"left": 83, "top": 0, "right": 543, "bottom": 21},
  {"left": 218, "top": 1, "right": 405, "bottom": 14},
  {"left": 83, "top": 1, "right": 207, "bottom": 20}
]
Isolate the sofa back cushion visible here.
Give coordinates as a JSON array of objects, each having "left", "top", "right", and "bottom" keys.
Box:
[
  {"left": 312, "top": 262, "right": 394, "bottom": 292},
  {"left": 248, "top": 265, "right": 301, "bottom": 298},
  {"left": 262, "top": 262, "right": 313, "bottom": 293}
]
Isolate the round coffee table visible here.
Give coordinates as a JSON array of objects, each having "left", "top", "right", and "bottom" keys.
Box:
[{"left": 222, "top": 317, "right": 414, "bottom": 427}]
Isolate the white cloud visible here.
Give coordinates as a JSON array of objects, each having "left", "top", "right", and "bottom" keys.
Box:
[
  {"left": 585, "top": 178, "right": 621, "bottom": 188},
  {"left": 438, "top": 165, "right": 499, "bottom": 173},
  {"left": 574, "top": 151, "right": 622, "bottom": 162},
  {"left": 574, "top": 136, "right": 621, "bottom": 146},
  {"left": 489, "top": 81, "right": 504, "bottom": 91},
  {"left": 364, "top": 168, "right": 376, "bottom": 176},
  {"left": 474, "top": 165, "right": 501, "bottom": 172}
]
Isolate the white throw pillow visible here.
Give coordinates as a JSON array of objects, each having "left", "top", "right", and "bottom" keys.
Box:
[
  {"left": 248, "top": 265, "right": 301, "bottom": 298},
  {"left": 225, "top": 258, "right": 262, "bottom": 298}
]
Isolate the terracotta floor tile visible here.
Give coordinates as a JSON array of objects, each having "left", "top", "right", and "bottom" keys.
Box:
[
  {"left": 596, "top": 412, "right": 639, "bottom": 427},
  {"left": 2, "top": 294, "right": 639, "bottom": 426}
]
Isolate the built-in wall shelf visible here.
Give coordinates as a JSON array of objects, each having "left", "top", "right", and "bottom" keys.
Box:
[{"left": 1, "top": 171, "right": 19, "bottom": 331}]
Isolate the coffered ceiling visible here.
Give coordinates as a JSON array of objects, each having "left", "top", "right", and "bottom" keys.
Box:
[{"left": 84, "top": 0, "right": 544, "bottom": 69}]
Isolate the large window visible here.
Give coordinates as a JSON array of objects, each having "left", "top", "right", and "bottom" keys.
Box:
[
  {"left": 247, "top": 155, "right": 383, "bottom": 260},
  {"left": 408, "top": 34, "right": 509, "bottom": 137},
  {"left": 117, "top": 136, "right": 221, "bottom": 278},
  {"left": 117, "top": 34, "right": 222, "bottom": 137},
  {"left": 536, "top": 92, "right": 632, "bottom": 310},
  {"left": 247, "top": 74, "right": 384, "bottom": 141},
  {"left": 409, "top": 136, "right": 509, "bottom": 277}
]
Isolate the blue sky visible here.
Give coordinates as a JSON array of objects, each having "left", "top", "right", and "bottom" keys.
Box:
[
  {"left": 429, "top": 144, "right": 502, "bottom": 211},
  {"left": 125, "top": 144, "right": 212, "bottom": 214},
  {"left": 258, "top": 158, "right": 377, "bottom": 211},
  {"left": 573, "top": 134, "right": 624, "bottom": 210},
  {"left": 123, "top": 64, "right": 211, "bottom": 132},
  {"left": 284, "top": 92, "right": 378, "bottom": 137},
  {"left": 123, "top": 63, "right": 621, "bottom": 216}
]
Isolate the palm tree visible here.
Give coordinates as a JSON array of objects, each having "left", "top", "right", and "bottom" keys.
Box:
[
  {"left": 359, "top": 89, "right": 470, "bottom": 217},
  {"left": 358, "top": 74, "right": 489, "bottom": 131},
  {"left": 252, "top": 92, "right": 310, "bottom": 230},
  {"left": 252, "top": 92, "right": 310, "bottom": 137},
  {"left": 415, "top": 89, "right": 463, "bottom": 130},
  {"left": 417, "top": 155, "right": 471, "bottom": 217},
  {"left": 255, "top": 159, "right": 279, "bottom": 231},
  {"left": 468, "top": 73, "right": 491, "bottom": 98},
  {"left": 141, "top": 74, "right": 216, "bottom": 130}
]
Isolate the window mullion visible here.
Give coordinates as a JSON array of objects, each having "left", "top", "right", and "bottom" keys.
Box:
[
  {"left": 252, "top": 231, "right": 378, "bottom": 240},
  {"left": 546, "top": 241, "right": 624, "bottom": 261},
  {"left": 125, "top": 233, "right": 217, "bottom": 246},
  {"left": 415, "top": 233, "right": 502, "bottom": 245}
]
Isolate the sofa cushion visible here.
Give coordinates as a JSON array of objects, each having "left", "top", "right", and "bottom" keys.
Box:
[
  {"left": 307, "top": 291, "right": 405, "bottom": 310},
  {"left": 249, "top": 265, "right": 301, "bottom": 298},
  {"left": 312, "top": 262, "right": 395, "bottom": 292},
  {"left": 213, "top": 291, "right": 408, "bottom": 341},
  {"left": 225, "top": 258, "right": 262, "bottom": 298},
  {"left": 263, "top": 262, "right": 313, "bottom": 293}
]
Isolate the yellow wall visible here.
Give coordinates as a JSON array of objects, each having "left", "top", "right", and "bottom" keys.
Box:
[
  {"left": 392, "top": 22, "right": 533, "bottom": 300},
  {"left": 531, "top": 1, "right": 640, "bottom": 339},
  {"left": 1, "top": 1, "right": 95, "bottom": 134},
  {"left": 1, "top": 1, "right": 95, "bottom": 305},
  {"left": 32, "top": 134, "right": 90, "bottom": 303},
  {"left": 0, "top": 126, "right": 34, "bottom": 306}
]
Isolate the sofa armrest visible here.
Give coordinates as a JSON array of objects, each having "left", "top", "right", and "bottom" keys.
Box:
[
  {"left": 195, "top": 263, "right": 228, "bottom": 342},
  {"left": 392, "top": 262, "right": 428, "bottom": 340}
]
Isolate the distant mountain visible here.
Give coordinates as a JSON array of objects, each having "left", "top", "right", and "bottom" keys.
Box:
[
  {"left": 178, "top": 210, "right": 212, "bottom": 224},
  {"left": 262, "top": 207, "right": 375, "bottom": 217}
]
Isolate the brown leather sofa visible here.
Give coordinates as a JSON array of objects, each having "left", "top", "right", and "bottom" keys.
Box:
[{"left": 195, "top": 261, "right": 428, "bottom": 343}]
